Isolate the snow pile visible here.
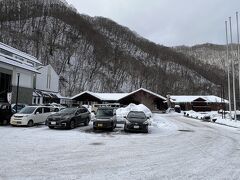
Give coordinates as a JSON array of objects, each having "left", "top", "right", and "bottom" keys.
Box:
[
  {"left": 166, "top": 108, "right": 175, "bottom": 114},
  {"left": 184, "top": 110, "right": 208, "bottom": 119},
  {"left": 116, "top": 103, "right": 152, "bottom": 122},
  {"left": 216, "top": 118, "right": 240, "bottom": 128},
  {"left": 184, "top": 110, "right": 240, "bottom": 128}
]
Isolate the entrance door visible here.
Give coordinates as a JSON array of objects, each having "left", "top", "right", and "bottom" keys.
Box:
[{"left": 0, "top": 73, "right": 12, "bottom": 102}]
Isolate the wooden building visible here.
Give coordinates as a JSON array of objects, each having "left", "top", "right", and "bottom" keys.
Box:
[
  {"left": 170, "top": 95, "right": 228, "bottom": 111},
  {"left": 71, "top": 88, "right": 167, "bottom": 111}
]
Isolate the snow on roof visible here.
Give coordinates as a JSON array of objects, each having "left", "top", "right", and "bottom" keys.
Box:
[
  {"left": 33, "top": 90, "right": 71, "bottom": 100},
  {"left": 93, "top": 93, "right": 129, "bottom": 101},
  {"left": 55, "top": 93, "right": 71, "bottom": 100},
  {"left": 71, "top": 88, "right": 166, "bottom": 101},
  {"left": 0, "top": 55, "right": 39, "bottom": 73},
  {"left": 118, "top": 88, "right": 166, "bottom": 101},
  {"left": 0, "top": 42, "right": 41, "bottom": 65},
  {"left": 71, "top": 91, "right": 129, "bottom": 101},
  {"left": 170, "top": 95, "right": 228, "bottom": 103}
]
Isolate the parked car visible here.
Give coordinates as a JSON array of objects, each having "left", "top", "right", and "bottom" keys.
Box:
[
  {"left": 46, "top": 107, "right": 91, "bottom": 129},
  {"left": 92, "top": 103, "right": 121, "bottom": 113},
  {"left": 124, "top": 111, "right": 150, "bottom": 133},
  {"left": 174, "top": 105, "right": 181, "bottom": 113},
  {"left": 202, "top": 115, "right": 211, "bottom": 122},
  {"left": 52, "top": 106, "right": 66, "bottom": 113},
  {"left": 10, "top": 106, "right": 52, "bottom": 127},
  {"left": 0, "top": 103, "right": 14, "bottom": 125},
  {"left": 93, "top": 107, "right": 117, "bottom": 131},
  {"left": 11, "top": 103, "right": 28, "bottom": 113}
]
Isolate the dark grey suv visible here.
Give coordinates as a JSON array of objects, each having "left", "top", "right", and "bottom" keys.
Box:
[
  {"left": 93, "top": 107, "right": 117, "bottom": 131},
  {"left": 46, "top": 107, "right": 91, "bottom": 129}
]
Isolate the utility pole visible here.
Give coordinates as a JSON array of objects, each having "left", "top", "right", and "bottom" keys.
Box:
[
  {"left": 229, "top": 17, "right": 237, "bottom": 121},
  {"left": 225, "top": 21, "right": 232, "bottom": 119},
  {"left": 236, "top": 12, "right": 240, "bottom": 109}
]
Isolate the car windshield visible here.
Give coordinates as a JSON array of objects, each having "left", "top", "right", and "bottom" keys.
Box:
[
  {"left": 96, "top": 109, "right": 113, "bottom": 117},
  {"left": 19, "top": 107, "right": 37, "bottom": 114},
  {"left": 59, "top": 108, "right": 76, "bottom": 114},
  {"left": 127, "top": 111, "right": 146, "bottom": 119}
]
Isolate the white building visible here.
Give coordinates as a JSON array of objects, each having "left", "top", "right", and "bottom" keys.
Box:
[
  {"left": 0, "top": 42, "right": 41, "bottom": 104},
  {"left": 32, "top": 64, "right": 62, "bottom": 105},
  {"left": 0, "top": 42, "right": 70, "bottom": 105}
]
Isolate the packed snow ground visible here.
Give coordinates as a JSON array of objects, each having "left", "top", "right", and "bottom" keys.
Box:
[{"left": 1, "top": 113, "right": 240, "bottom": 180}]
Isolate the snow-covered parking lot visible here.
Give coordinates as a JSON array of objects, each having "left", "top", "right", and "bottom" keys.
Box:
[{"left": 1, "top": 113, "right": 240, "bottom": 180}]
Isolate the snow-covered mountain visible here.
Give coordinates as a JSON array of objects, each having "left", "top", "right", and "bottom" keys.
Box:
[
  {"left": 174, "top": 43, "right": 231, "bottom": 70},
  {"left": 0, "top": 0, "right": 225, "bottom": 97}
]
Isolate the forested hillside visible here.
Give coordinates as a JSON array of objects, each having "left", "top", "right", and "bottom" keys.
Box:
[{"left": 0, "top": 0, "right": 226, "bottom": 97}]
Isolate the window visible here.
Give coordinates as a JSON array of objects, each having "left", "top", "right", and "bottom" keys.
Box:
[
  {"left": 35, "top": 108, "right": 43, "bottom": 114},
  {"left": 0, "top": 48, "right": 13, "bottom": 57},
  {"left": 80, "top": 108, "right": 88, "bottom": 113},
  {"left": 33, "top": 75, "right": 36, "bottom": 89},
  {"left": 27, "top": 60, "right": 34, "bottom": 66},
  {"left": 75, "top": 110, "right": 81, "bottom": 115},
  {"left": 54, "top": 108, "right": 59, "bottom": 112},
  {"left": 1, "top": 104, "right": 10, "bottom": 110},
  {"left": 43, "top": 107, "right": 51, "bottom": 113}
]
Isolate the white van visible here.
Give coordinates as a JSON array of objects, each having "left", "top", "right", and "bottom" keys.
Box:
[{"left": 10, "top": 106, "right": 53, "bottom": 127}]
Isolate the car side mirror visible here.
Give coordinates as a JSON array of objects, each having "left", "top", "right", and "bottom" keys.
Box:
[{"left": 35, "top": 112, "right": 39, "bottom": 115}]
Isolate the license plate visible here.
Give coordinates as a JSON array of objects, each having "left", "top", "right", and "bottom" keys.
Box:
[
  {"left": 51, "top": 122, "right": 56, "bottom": 125},
  {"left": 98, "top": 124, "right": 103, "bottom": 127},
  {"left": 134, "top": 125, "right": 139, "bottom": 129}
]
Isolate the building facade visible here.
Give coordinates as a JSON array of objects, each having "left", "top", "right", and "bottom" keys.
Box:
[
  {"left": 0, "top": 42, "right": 41, "bottom": 104},
  {"left": 32, "top": 64, "right": 61, "bottom": 105},
  {"left": 71, "top": 88, "right": 167, "bottom": 111},
  {"left": 0, "top": 42, "right": 69, "bottom": 106},
  {"left": 170, "top": 95, "right": 228, "bottom": 111}
]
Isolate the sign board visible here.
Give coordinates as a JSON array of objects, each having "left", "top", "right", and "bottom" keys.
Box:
[{"left": 7, "top": 92, "right": 12, "bottom": 104}]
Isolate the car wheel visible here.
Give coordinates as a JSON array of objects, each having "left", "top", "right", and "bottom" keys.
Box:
[
  {"left": 144, "top": 127, "right": 149, "bottom": 133},
  {"left": 84, "top": 118, "right": 90, "bottom": 126},
  {"left": 27, "top": 120, "right": 34, "bottom": 127},
  {"left": 48, "top": 126, "right": 54, "bottom": 129},
  {"left": 2, "top": 119, "right": 8, "bottom": 125},
  {"left": 69, "top": 120, "right": 75, "bottom": 129},
  {"left": 109, "top": 127, "right": 114, "bottom": 131}
]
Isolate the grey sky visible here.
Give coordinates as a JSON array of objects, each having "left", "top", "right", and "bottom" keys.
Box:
[{"left": 66, "top": 0, "right": 240, "bottom": 47}]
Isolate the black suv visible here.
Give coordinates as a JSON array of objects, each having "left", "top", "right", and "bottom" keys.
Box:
[
  {"left": 93, "top": 107, "right": 117, "bottom": 131},
  {"left": 46, "top": 107, "right": 91, "bottom": 129},
  {"left": 0, "top": 103, "right": 13, "bottom": 125}
]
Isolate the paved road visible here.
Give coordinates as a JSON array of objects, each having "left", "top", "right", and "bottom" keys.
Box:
[
  {"left": 159, "top": 114, "right": 240, "bottom": 180},
  {"left": 1, "top": 114, "right": 240, "bottom": 180}
]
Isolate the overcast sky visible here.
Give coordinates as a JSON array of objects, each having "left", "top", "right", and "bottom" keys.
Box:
[{"left": 66, "top": 0, "right": 240, "bottom": 47}]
